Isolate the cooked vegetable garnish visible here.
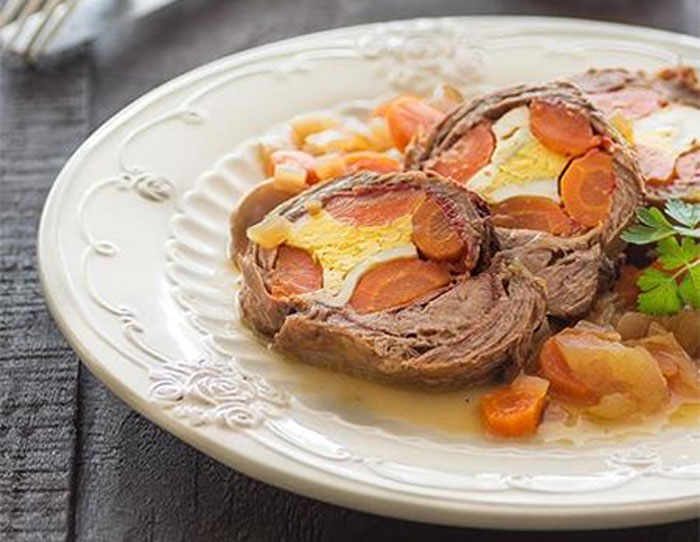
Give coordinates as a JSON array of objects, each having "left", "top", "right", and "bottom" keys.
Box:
[
  {"left": 268, "top": 150, "right": 318, "bottom": 184},
  {"left": 492, "top": 196, "right": 574, "bottom": 235},
  {"left": 631, "top": 332, "right": 700, "bottom": 399},
  {"left": 382, "top": 95, "right": 444, "bottom": 151},
  {"left": 431, "top": 122, "right": 495, "bottom": 183},
  {"left": 481, "top": 375, "right": 549, "bottom": 437},
  {"left": 560, "top": 150, "right": 615, "bottom": 227},
  {"left": 411, "top": 197, "right": 464, "bottom": 260},
  {"left": 349, "top": 258, "right": 451, "bottom": 314},
  {"left": 539, "top": 338, "right": 598, "bottom": 404},
  {"left": 529, "top": 100, "right": 600, "bottom": 156},
  {"left": 544, "top": 325, "right": 669, "bottom": 418},
  {"left": 622, "top": 200, "right": 700, "bottom": 315},
  {"left": 269, "top": 245, "right": 323, "bottom": 297}
]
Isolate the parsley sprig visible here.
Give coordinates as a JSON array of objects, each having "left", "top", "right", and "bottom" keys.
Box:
[{"left": 621, "top": 200, "right": 700, "bottom": 315}]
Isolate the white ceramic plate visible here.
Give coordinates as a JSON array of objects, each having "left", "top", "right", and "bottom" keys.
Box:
[{"left": 39, "top": 17, "right": 700, "bottom": 530}]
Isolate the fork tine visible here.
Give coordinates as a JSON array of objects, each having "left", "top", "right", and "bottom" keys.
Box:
[
  {"left": 23, "top": 0, "right": 63, "bottom": 61},
  {"left": 0, "top": 0, "right": 26, "bottom": 28},
  {"left": 2, "top": 0, "right": 47, "bottom": 52},
  {"left": 26, "top": 0, "right": 75, "bottom": 63}
]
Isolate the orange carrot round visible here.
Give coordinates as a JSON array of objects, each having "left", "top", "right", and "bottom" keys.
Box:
[
  {"left": 325, "top": 189, "right": 424, "bottom": 227},
  {"left": 430, "top": 122, "right": 495, "bottom": 183},
  {"left": 560, "top": 149, "right": 615, "bottom": 227},
  {"left": 344, "top": 152, "right": 401, "bottom": 174},
  {"left": 349, "top": 258, "right": 451, "bottom": 314},
  {"left": 269, "top": 245, "right": 323, "bottom": 297},
  {"left": 411, "top": 197, "right": 464, "bottom": 261},
  {"left": 383, "top": 96, "right": 444, "bottom": 151},
  {"left": 480, "top": 376, "right": 549, "bottom": 438},
  {"left": 268, "top": 150, "right": 319, "bottom": 184},
  {"left": 539, "top": 338, "right": 598, "bottom": 405},
  {"left": 529, "top": 100, "right": 600, "bottom": 156},
  {"left": 491, "top": 196, "right": 574, "bottom": 235}
]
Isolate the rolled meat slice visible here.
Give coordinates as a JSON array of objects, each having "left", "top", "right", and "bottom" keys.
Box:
[
  {"left": 571, "top": 66, "right": 700, "bottom": 203},
  {"left": 406, "top": 82, "right": 644, "bottom": 318},
  {"left": 237, "top": 171, "right": 547, "bottom": 388}
]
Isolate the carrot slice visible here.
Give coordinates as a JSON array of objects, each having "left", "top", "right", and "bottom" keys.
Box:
[
  {"left": 325, "top": 189, "right": 424, "bottom": 227},
  {"left": 539, "top": 338, "right": 598, "bottom": 405},
  {"left": 480, "top": 375, "right": 549, "bottom": 438},
  {"left": 529, "top": 100, "right": 600, "bottom": 156},
  {"left": 491, "top": 196, "right": 574, "bottom": 235},
  {"left": 349, "top": 258, "right": 451, "bottom": 314},
  {"left": 588, "top": 88, "right": 663, "bottom": 120},
  {"left": 268, "top": 150, "right": 319, "bottom": 184},
  {"left": 411, "top": 197, "right": 464, "bottom": 261},
  {"left": 676, "top": 148, "right": 700, "bottom": 185},
  {"left": 269, "top": 245, "right": 323, "bottom": 297},
  {"left": 637, "top": 145, "right": 675, "bottom": 183},
  {"left": 344, "top": 152, "right": 401, "bottom": 174},
  {"left": 372, "top": 93, "right": 419, "bottom": 117},
  {"left": 383, "top": 96, "right": 444, "bottom": 151},
  {"left": 560, "top": 149, "right": 615, "bottom": 227},
  {"left": 430, "top": 122, "right": 495, "bottom": 183}
]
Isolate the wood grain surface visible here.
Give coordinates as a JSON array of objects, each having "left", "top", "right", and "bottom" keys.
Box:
[{"left": 1, "top": 0, "right": 699, "bottom": 540}]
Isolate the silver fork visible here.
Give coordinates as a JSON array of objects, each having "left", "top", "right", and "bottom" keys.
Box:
[{"left": 0, "top": 0, "right": 80, "bottom": 63}]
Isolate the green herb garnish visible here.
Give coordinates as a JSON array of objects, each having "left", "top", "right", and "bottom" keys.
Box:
[{"left": 621, "top": 200, "right": 700, "bottom": 315}]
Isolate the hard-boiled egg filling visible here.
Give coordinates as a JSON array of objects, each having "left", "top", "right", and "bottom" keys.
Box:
[
  {"left": 466, "top": 107, "right": 568, "bottom": 204},
  {"left": 284, "top": 210, "right": 416, "bottom": 293},
  {"left": 633, "top": 104, "right": 700, "bottom": 156}
]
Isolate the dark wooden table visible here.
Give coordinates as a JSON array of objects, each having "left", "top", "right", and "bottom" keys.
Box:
[{"left": 1, "top": 1, "right": 699, "bottom": 540}]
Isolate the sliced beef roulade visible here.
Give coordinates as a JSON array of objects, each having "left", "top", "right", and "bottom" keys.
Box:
[
  {"left": 237, "top": 170, "right": 547, "bottom": 388},
  {"left": 406, "top": 82, "right": 644, "bottom": 318},
  {"left": 571, "top": 66, "right": 700, "bottom": 203}
]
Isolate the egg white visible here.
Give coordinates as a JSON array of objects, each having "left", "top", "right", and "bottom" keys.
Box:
[
  {"left": 633, "top": 104, "right": 700, "bottom": 156},
  {"left": 466, "top": 106, "right": 567, "bottom": 204}
]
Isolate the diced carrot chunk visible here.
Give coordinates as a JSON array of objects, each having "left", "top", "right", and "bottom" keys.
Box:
[
  {"left": 383, "top": 96, "right": 444, "bottom": 151},
  {"left": 269, "top": 245, "right": 322, "bottom": 297},
  {"left": 411, "top": 197, "right": 464, "bottom": 261},
  {"left": 344, "top": 151, "right": 401, "bottom": 174},
  {"left": 480, "top": 375, "right": 549, "bottom": 438},
  {"left": 491, "top": 196, "right": 574, "bottom": 235},
  {"left": 349, "top": 258, "right": 451, "bottom": 314},
  {"left": 560, "top": 149, "right": 615, "bottom": 227},
  {"left": 530, "top": 100, "right": 600, "bottom": 156},
  {"left": 539, "top": 338, "right": 598, "bottom": 405},
  {"left": 430, "top": 122, "right": 495, "bottom": 183},
  {"left": 268, "top": 150, "right": 319, "bottom": 184},
  {"left": 325, "top": 189, "right": 424, "bottom": 227}
]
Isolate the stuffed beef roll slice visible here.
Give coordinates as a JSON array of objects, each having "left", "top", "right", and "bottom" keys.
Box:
[
  {"left": 238, "top": 170, "right": 547, "bottom": 388},
  {"left": 572, "top": 66, "right": 700, "bottom": 203},
  {"left": 408, "top": 82, "right": 644, "bottom": 318}
]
